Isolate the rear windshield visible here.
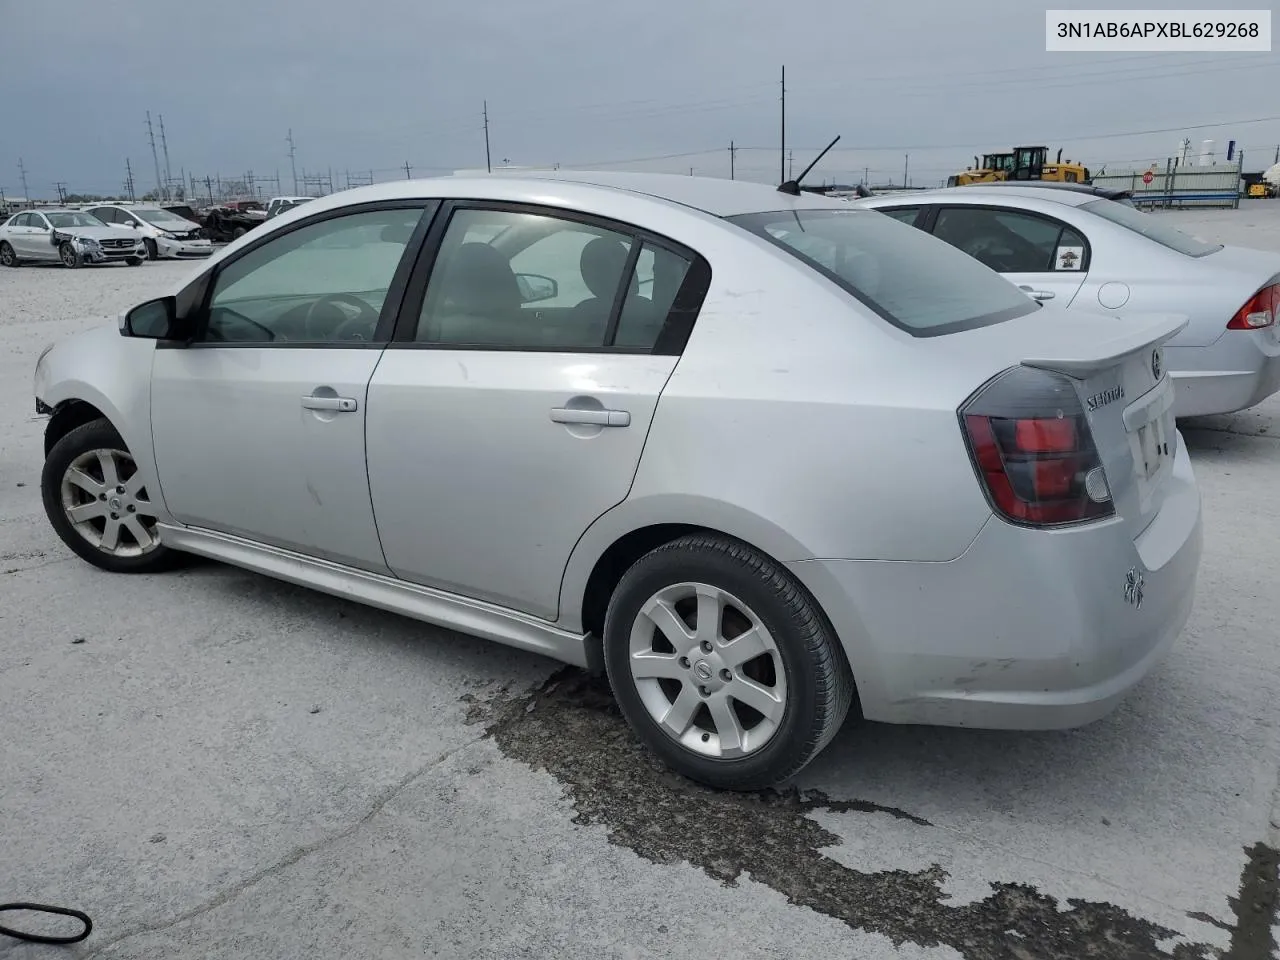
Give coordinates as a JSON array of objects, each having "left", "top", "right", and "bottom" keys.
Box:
[
  {"left": 1080, "top": 198, "right": 1222, "bottom": 256},
  {"left": 728, "top": 208, "right": 1038, "bottom": 336}
]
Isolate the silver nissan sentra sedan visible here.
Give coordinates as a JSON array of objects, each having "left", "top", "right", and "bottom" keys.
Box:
[
  {"left": 850, "top": 184, "right": 1280, "bottom": 418},
  {"left": 32, "top": 171, "right": 1202, "bottom": 789}
]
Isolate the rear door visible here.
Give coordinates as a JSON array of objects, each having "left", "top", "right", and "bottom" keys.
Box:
[
  {"left": 924, "top": 204, "right": 1090, "bottom": 307},
  {"left": 364, "top": 201, "right": 710, "bottom": 621}
]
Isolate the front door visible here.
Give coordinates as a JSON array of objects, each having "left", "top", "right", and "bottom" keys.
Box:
[
  {"left": 928, "top": 204, "right": 1090, "bottom": 307},
  {"left": 365, "top": 203, "right": 705, "bottom": 620},
  {"left": 149, "top": 202, "right": 432, "bottom": 573},
  {"left": 16, "top": 213, "right": 53, "bottom": 259}
]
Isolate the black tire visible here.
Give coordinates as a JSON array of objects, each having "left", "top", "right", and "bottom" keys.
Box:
[
  {"left": 126, "top": 256, "right": 144, "bottom": 266},
  {"left": 59, "top": 242, "right": 81, "bottom": 269},
  {"left": 603, "top": 533, "right": 855, "bottom": 791},
  {"left": 41, "top": 419, "right": 184, "bottom": 574},
  {"left": 0, "top": 241, "right": 18, "bottom": 267},
  {"left": 232, "top": 226, "right": 248, "bottom": 240},
  {"left": 143, "top": 238, "right": 158, "bottom": 260}
]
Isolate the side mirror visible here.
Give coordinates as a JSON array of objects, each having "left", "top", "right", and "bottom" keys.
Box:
[
  {"left": 123, "top": 220, "right": 137, "bottom": 228},
  {"left": 515, "top": 272, "right": 558, "bottom": 304},
  {"left": 122, "top": 296, "right": 185, "bottom": 340}
]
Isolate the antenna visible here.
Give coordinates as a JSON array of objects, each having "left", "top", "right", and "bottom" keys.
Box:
[
  {"left": 777, "top": 135, "right": 841, "bottom": 195},
  {"left": 779, "top": 66, "right": 786, "bottom": 184}
]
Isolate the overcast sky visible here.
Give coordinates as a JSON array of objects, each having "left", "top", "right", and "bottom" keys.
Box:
[{"left": 1, "top": 0, "right": 1276, "bottom": 200}]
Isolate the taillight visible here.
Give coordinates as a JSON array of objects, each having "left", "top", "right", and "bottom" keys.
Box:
[
  {"left": 959, "top": 366, "right": 1114, "bottom": 528},
  {"left": 1227, "top": 283, "right": 1279, "bottom": 330}
]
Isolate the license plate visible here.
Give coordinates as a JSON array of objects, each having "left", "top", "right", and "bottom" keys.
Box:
[{"left": 1137, "top": 416, "right": 1171, "bottom": 480}]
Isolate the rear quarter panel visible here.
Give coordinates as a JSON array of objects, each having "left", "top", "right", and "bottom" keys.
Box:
[{"left": 559, "top": 223, "right": 997, "bottom": 630}]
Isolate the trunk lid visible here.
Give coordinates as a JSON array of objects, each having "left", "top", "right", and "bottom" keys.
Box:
[{"left": 936, "top": 305, "right": 1187, "bottom": 539}]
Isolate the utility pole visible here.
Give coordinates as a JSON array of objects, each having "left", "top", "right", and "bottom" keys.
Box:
[
  {"left": 903, "top": 154, "right": 909, "bottom": 188},
  {"left": 18, "top": 157, "right": 30, "bottom": 203},
  {"left": 1274, "top": 144, "right": 1279, "bottom": 164},
  {"left": 54, "top": 182, "right": 67, "bottom": 204},
  {"left": 125, "top": 158, "right": 136, "bottom": 201},
  {"left": 159, "top": 114, "right": 173, "bottom": 202},
  {"left": 403, "top": 161, "right": 412, "bottom": 180},
  {"left": 146, "top": 112, "right": 164, "bottom": 201},
  {"left": 779, "top": 65, "right": 786, "bottom": 183},
  {"left": 863, "top": 166, "right": 869, "bottom": 186},
  {"left": 286, "top": 129, "right": 299, "bottom": 194},
  {"left": 729, "top": 140, "right": 736, "bottom": 180},
  {"left": 205, "top": 176, "right": 214, "bottom": 204},
  {"left": 483, "top": 100, "right": 492, "bottom": 173}
]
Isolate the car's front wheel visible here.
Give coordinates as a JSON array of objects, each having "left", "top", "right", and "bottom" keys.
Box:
[
  {"left": 126, "top": 256, "right": 144, "bottom": 266},
  {"left": 143, "top": 238, "right": 158, "bottom": 260},
  {"left": 0, "top": 241, "right": 18, "bottom": 267},
  {"left": 41, "top": 419, "right": 182, "bottom": 573},
  {"left": 603, "top": 533, "right": 855, "bottom": 791},
  {"left": 59, "top": 242, "right": 81, "bottom": 268}
]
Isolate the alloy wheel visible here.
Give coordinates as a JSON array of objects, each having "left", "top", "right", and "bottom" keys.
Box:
[
  {"left": 627, "top": 581, "right": 787, "bottom": 759},
  {"left": 59, "top": 448, "right": 161, "bottom": 557}
]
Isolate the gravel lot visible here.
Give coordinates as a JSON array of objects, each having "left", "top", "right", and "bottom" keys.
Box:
[{"left": 2, "top": 208, "right": 1279, "bottom": 960}]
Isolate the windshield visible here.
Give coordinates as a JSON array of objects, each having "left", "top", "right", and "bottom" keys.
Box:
[
  {"left": 45, "top": 212, "right": 107, "bottom": 228},
  {"left": 1080, "top": 198, "right": 1222, "bottom": 256},
  {"left": 135, "top": 208, "right": 190, "bottom": 225},
  {"left": 728, "top": 208, "right": 1039, "bottom": 336}
]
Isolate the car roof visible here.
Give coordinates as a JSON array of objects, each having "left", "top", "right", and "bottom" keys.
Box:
[
  {"left": 859, "top": 184, "right": 1100, "bottom": 208},
  {"left": 956, "top": 181, "right": 1131, "bottom": 199},
  {"left": 502, "top": 170, "right": 846, "bottom": 217}
]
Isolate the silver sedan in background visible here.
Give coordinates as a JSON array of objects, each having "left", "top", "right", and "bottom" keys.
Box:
[
  {"left": 0, "top": 208, "right": 147, "bottom": 268},
  {"left": 850, "top": 185, "right": 1280, "bottom": 417},
  {"left": 32, "top": 173, "right": 1201, "bottom": 789}
]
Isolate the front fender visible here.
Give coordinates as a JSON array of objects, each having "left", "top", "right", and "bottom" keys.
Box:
[{"left": 34, "top": 322, "right": 172, "bottom": 520}]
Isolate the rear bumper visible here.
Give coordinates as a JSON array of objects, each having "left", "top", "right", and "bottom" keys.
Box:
[
  {"left": 788, "top": 434, "right": 1202, "bottom": 729},
  {"left": 1168, "top": 326, "right": 1280, "bottom": 417}
]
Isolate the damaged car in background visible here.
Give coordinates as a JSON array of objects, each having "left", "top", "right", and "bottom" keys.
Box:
[
  {"left": 0, "top": 209, "right": 146, "bottom": 268},
  {"left": 201, "top": 201, "right": 268, "bottom": 242}
]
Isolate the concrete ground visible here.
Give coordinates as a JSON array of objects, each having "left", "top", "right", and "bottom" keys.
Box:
[{"left": 1, "top": 207, "right": 1278, "bottom": 960}]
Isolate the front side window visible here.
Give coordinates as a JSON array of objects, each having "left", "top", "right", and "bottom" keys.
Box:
[
  {"left": 879, "top": 206, "right": 921, "bottom": 226},
  {"left": 89, "top": 207, "right": 117, "bottom": 224},
  {"left": 417, "top": 207, "right": 685, "bottom": 351},
  {"left": 30, "top": 214, "right": 50, "bottom": 230},
  {"left": 729, "top": 208, "right": 1037, "bottom": 336},
  {"left": 932, "top": 207, "right": 1088, "bottom": 273},
  {"left": 201, "top": 206, "right": 426, "bottom": 344},
  {"left": 1080, "top": 197, "right": 1222, "bottom": 257}
]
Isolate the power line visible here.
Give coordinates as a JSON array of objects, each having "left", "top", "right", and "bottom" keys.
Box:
[
  {"left": 483, "top": 100, "right": 492, "bottom": 173},
  {"left": 145, "top": 111, "right": 164, "bottom": 201},
  {"left": 287, "top": 129, "right": 298, "bottom": 195}
]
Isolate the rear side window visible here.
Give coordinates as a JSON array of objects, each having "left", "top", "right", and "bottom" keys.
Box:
[
  {"left": 729, "top": 208, "right": 1038, "bottom": 336},
  {"left": 932, "top": 207, "right": 1088, "bottom": 273},
  {"left": 879, "top": 206, "right": 921, "bottom": 225},
  {"left": 1080, "top": 198, "right": 1222, "bottom": 257}
]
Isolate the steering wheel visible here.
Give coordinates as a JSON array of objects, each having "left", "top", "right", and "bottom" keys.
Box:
[{"left": 303, "top": 293, "right": 379, "bottom": 341}]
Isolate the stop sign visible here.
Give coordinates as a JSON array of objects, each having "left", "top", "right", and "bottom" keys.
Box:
[{"left": 1142, "top": 171, "right": 1154, "bottom": 184}]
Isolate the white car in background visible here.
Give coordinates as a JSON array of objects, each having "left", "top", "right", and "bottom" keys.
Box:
[
  {"left": 849, "top": 184, "right": 1280, "bottom": 417},
  {"left": 32, "top": 173, "right": 1202, "bottom": 789},
  {"left": 86, "top": 204, "right": 213, "bottom": 261},
  {"left": 266, "top": 196, "right": 314, "bottom": 219},
  {"left": 0, "top": 209, "right": 146, "bottom": 268}
]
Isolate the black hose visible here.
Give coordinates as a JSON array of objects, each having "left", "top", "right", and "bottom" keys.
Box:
[{"left": 0, "top": 903, "right": 92, "bottom": 945}]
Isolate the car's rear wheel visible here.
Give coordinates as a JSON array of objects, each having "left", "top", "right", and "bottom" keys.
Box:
[
  {"left": 59, "top": 242, "right": 81, "bottom": 268},
  {"left": 603, "top": 533, "right": 854, "bottom": 791},
  {"left": 143, "top": 238, "right": 158, "bottom": 260},
  {"left": 41, "top": 419, "right": 182, "bottom": 574},
  {"left": 232, "top": 227, "right": 247, "bottom": 240},
  {"left": 0, "top": 242, "right": 18, "bottom": 267}
]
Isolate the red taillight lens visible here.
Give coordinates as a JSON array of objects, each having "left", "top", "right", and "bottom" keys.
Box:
[
  {"left": 960, "top": 367, "right": 1114, "bottom": 528},
  {"left": 1227, "top": 282, "right": 1279, "bottom": 330}
]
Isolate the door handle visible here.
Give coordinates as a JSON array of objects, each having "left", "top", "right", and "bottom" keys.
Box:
[
  {"left": 1018, "top": 285, "right": 1055, "bottom": 302},
  {"left": 301, "top": 396, "right": 358, "bottom": 412},
  {"left": 550, "top": 407, "right": 631, "bottom": 427}
]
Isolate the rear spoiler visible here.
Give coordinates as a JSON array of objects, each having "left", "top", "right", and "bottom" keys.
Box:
[{"left": 1021, "top": 313, "right": 1189, "bottom": 379}]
